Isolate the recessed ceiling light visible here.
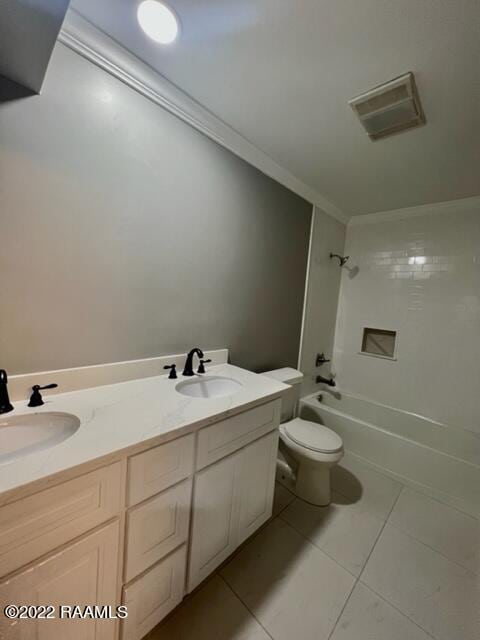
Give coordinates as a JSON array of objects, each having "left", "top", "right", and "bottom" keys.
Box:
[{"left": 137, "top": 1, "right": 179, "bottom": 45}]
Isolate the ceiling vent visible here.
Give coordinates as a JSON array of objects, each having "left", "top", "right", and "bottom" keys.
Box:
[{"left": 349, "top": 72, "right": 425, "bottom": 140}]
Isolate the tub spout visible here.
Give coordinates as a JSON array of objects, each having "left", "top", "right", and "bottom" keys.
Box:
[{"left": 316, "top": 375, "right": 336, "bottom": 387}]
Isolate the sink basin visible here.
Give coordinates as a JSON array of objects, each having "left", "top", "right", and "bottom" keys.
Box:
[
  {"left": 0, "top": 412, "right": 80, "bottom": 464},
  {"left": 176, "top": 376, "right": 242, "bottom": 399}
]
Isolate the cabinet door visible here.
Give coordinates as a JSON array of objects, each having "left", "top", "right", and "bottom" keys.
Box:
[
  {"left": 238, "top": 430, "right": 279, "bottom": 545},
  {"left": 0, "top": 521, "right": 120, "bottom": 640},
  {"left": 187, "top": 451, "right": 242, "bottom": 592}
]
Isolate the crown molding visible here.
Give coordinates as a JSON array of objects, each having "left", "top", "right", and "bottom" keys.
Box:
[
  {"left": 58, "top": 9, "right": 349, "bottom": 225},
  {"left": 349, "top": 195, "right": 480, "bottom": 226}
]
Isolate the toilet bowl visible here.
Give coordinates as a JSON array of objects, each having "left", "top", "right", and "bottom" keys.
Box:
[
  {"left": 262, "top": 368, "right": 344, "bottom": 506},
  {"left": 279, "top": 418, "right": 343, "bottom": 505}
]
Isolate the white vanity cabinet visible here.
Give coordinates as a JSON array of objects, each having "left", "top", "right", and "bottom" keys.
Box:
[
  {"left": 0, "top": 395, "right": 281, "bottom": 640},
  {"left": 188, "top": 416, "right": 280, "bottom": 591}
]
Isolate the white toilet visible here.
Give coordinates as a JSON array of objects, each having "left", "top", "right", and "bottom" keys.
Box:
[{"left": 262, "top": 368, "right": 343, "bottom": 506}]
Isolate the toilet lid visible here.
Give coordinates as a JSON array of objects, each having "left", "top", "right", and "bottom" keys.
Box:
[{"left": 284, "top": 418, "right": 343, "bottom": 453}]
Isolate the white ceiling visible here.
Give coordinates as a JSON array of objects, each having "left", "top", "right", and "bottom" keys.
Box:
[{"left": 71, "top": 0, "right": 480, "bottom": 216}]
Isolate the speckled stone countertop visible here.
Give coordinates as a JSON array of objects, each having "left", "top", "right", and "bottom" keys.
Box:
[{"left": 0, "top": 363, "right": 287, "bottom": 506}]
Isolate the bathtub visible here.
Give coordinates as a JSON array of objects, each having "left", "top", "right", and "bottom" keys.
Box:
[{"left": 300, "top": 390, "right": 480, "bottom": 517}]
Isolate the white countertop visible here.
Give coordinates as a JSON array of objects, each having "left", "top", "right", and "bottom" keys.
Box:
[{"left": 0, "top": 364, "right": 287, "bottom": 505}]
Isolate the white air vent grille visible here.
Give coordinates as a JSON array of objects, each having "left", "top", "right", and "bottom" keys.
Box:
[{"left": 349, "top": 72, "right": 425, "bottom": 140}]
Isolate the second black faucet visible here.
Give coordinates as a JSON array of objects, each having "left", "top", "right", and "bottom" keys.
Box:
[{"left": 182, "top": 348, "right": 204, "bottom": 376}]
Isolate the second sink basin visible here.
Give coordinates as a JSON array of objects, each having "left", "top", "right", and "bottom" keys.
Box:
[
  {"left": 0, "top": 412, "right": 80, "bottom": 464},
  {"left": 176, "top": 376, "right": 242, "bottom": 399}
]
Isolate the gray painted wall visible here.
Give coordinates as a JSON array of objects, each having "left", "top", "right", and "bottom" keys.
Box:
[{"left": 0, "top": 43, "right": 311, "bottom": 375}]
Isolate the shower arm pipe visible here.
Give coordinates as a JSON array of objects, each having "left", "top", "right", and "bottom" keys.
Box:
[{"left": 330, "top": 253, "right": 349, "bottom": 266}]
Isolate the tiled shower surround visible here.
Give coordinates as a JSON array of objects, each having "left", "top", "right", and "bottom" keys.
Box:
[{"left": 334, "top": 204, "right": 480, "bottom": 435}]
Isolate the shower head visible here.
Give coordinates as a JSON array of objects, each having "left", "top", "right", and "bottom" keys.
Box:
[{"left": 330, "top": 253, "right": 349, "bottom": 266}]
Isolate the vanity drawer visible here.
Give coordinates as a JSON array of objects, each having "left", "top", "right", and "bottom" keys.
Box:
[
  {"left": 127, "top": 434, "right": 194, "bottom": 507},
  {"left": 124, "top": 479, "right": 192, "bottom": 582},
  {"left": 0, "top": 521, "right": 120, "bottom": 640},
  {"left": 122, "top": 545, "right": 187, "bottom": 640},
  {"left": 0, "top": 462, "right": 122, "bottom": 577},
  {"left": 196, "top": 399, "right": 281, "bottom": 469}
]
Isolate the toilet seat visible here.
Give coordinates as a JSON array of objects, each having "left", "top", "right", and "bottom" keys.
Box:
[{"left": 283, "top": 418, "right": 343, "bottom": 453}]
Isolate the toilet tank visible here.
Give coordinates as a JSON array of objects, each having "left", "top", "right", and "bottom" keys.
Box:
[{"left": 261, "top": 367, "right": 304, "bottom": 423}]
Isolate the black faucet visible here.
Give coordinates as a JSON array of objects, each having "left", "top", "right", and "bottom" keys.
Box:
[
  {"left": 316, "top": 374, "right": 336, "bottom": 387},
  {"left": 0, "top": 370, "right": 14, "bottom": 414},
  {"left": 182, "top": 348, "right": 204, "bottom": 376}
]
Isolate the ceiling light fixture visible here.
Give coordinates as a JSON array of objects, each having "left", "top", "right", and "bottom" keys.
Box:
[{"left": 137, "top": 0, "right": 179, "bottom": 44}]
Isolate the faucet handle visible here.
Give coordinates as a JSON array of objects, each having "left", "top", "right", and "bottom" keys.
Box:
[
  {"left": 163, "top": 364, "right": 177, "bottom": 380},
  {"left": 315, "top": 353, "right": 331, "bottom": 366},
  {"left": 28, "top": 383, "right": 58, "bottom": 407},
  {"left": 197, "top": 359, "right": 212, "bottom": 374}
]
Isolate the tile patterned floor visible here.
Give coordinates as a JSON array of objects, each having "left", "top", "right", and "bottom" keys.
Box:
[{"left": 153, "top": 453, "right": 480, "bottom": 640}]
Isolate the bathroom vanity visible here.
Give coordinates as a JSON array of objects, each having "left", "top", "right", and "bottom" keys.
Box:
[{"left": 0, "top": 355, "right": 286, "bottom": 639}]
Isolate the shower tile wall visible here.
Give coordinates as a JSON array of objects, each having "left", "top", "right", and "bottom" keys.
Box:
[{"left": 333, "top": 204, "right": 480, "bottom": 435}]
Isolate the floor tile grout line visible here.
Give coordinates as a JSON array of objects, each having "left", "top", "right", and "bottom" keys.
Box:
[
  {"left": 326, "top": 575, "right": 358, "bottom": 640},
  {"left": 387, "top": 477, "right": 480, "bottom": 523},
  {"left": 277, "top": 514, "right": 361, "bottom": 579},
  {"left": 421, "top": 490, "right": 478, "bottom": 521},
  {"left": 273, "top": 502, "right": 292, "bottom": 519},
  {"left": 385, "top": 485, "right": 479, "bottom": 576},
  {"left": 334, "top": 467, "right": 478, "bottom": 576},
  {"left": 358, "top": 486, "right": 445, "bottom": 640},
  {"left": 395, "top": 481, "right": 480, "bottom": 521},
  {"left": 278, "top": 483, "right": 405, "bottom": 580},
  {"left": 330, "top": 480, "right": 403, "bottom": 508},
  {"left": 358, "top": 486, "right": 404, "bottom": 582},
  {"left": 327, "top": 486, "right": 438, "bottom": 640},
  {"left": 272, "top": 486, "right": 296, "bottom": 519},
  {"left": 218, "top": 573, "right": 275, "bottom": 640},
  {"left": 384, "top": 518, "right": 479, "bottom": 578},
  {"left": 357, "top": 578, "right": 438, "bottom": 640},
  {"left": 327, "top": 488, "right": 406, "bottom": 638}
]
